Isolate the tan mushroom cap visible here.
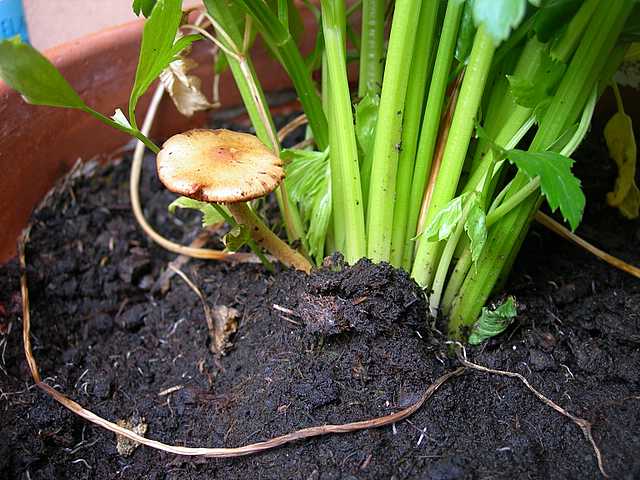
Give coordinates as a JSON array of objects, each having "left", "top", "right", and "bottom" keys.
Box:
[{"left": 157, "top": 129, "right": 284, "bottom": 203}]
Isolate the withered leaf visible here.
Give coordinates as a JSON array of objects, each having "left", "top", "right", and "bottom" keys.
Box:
[{"left": 159, "top": 52, "right": 217, "bottom": 117}]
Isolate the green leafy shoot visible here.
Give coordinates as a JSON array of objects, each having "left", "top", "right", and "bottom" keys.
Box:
[
  {"left": 129, "top": 0, "right": 200, "bottom": 126},
  {"left": 468, "top": 296, "right": 517, "bottom": 345},
  {"left": 506, "top": 149, "right": 585, "bottom": 230},
  {"left": 464, "top": 198, "right": 487, "bottom": 263},
  {"left": 223, "top": 224, "right": 252, "bottom": 252},
  {"left": 168, "top": 197, "right": 225, "bottom": 227},
  {"left": 475, "top": 123, "right": 585, "bottom": 231},
  {"left": 283, "top": 148, "right": 332, "bottom": 263},
  {"left": 507, "top": 52, "right": 566, "bottom": 110},
  {"left": 132, "top": 0, "right": 158, "bottom": 17},
  {"left": 422, "top": 194, "right": 467, "bottom": 242}
]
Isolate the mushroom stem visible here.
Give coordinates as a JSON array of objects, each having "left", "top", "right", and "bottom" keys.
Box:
[{"left": 226, "top": 203, "right": 312, "bottom": 273}]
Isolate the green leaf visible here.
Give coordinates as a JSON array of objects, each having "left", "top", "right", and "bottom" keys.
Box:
[
  {"left": 133, "top": 0, "right": 158, "bottom": 17},
  {"left": 471, "top": 0, "right": 529, "bottom": 46},
  {"left": 464, "top": 199, "right": 487, "bottom": 263},
  {"left": 506, "top": 149, "right": 585, "bottom": 230},
  {"left": 355, "top": 92, "right": 379, "bottom": 161},
  {"left": 130, "top": 0, "right": 200, "bottom": 119},
  {"left": 0, "top": 37, "right": 86, "bottom": 109},
  {"left": 423, "top": 195, "right": 466, "bottom": 242},
  {"left": 168, "top": 197, "right": 225, "bottom": 227},
  {"left": 223, "top": 224, "right": 251, "bottom": 252},
  {"left": 468, "top": 297, "right": 517, "bottom": 345},
  {"left": 507, "top": 52, "right": 565, "bottom": 109},
  {"left": 283, "top": 148, "right": 332, "bottom": 263}
]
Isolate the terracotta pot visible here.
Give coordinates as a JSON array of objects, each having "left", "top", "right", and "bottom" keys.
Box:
[{"left": 0, "top": 15, "right": 315, "bottom": 263}]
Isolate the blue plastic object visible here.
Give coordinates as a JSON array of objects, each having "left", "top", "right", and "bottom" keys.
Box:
[{"left": 0, "top": 0, "right": 29, "bottom": 43}]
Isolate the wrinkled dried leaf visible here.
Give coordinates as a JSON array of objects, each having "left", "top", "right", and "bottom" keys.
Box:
[
  {"left": 159, "top": 51, "right": 217, "bottom": 117},
  {"left": 210, "top": 305, "right": 239, "bottom": 356},
  {"left": 604, "top": 110, "right": 640, "bottom": 219},
  {"left": 116, "top": 417, "right": 147, "bottom": 457}
]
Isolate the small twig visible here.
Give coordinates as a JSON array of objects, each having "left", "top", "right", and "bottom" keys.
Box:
[
  {"left": 167, "top": 265, "right": 217, "bottom": 354},
  {"left": 272, "top": 304, "right": 298, "bottom": 316},
  {"left": 291, "top": 137, "right": 316, "bottom": 150},
  {"left": 454, "top": 344, "right": 608, "bottom": 478},
  {"left": 159, "top": 385, "right": 185, "bottom": 397},
  {"left": 535, "top": 211, "right": 640, "bottom": 280},
  {"left": 152, "top": 228, "right": 218, "bottom": 294}
]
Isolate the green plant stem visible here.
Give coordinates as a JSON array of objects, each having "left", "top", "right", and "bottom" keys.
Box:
[
  {"left": 389, "top": 0, "right": 440, "bottom": 268},
  {"left": 321, "top": 0, "right": 367, "bottom": 263},
  {"left": 430, "top": 198, "right": 472, "bottom": 317},
  {"left": 411, "top": 26, "right": 495, "bottom": 288},
  {"left": 325, "top": 54, "right": 345, "bottom": 255},
  {"left": 358, "top": 0, "right": 385, "bottom": 96},
  {"left": 85, "top": 108, "right": 160, "bottom": 154},
  {"left": 551, "top": 0, "right": 598, "bottom": 61},
  {"left": 234, "top": 0, "right": 328, "bottom": 150},
  {"left": 401, "top": 0, "right": 464, "bottom": 270},
  {"left": 485, "top": 178, "right": 540, "bottom": 227},
  {"left": 441, "top": 246, "right": 472, "bottom": 316},
  {"left": 365, "top": 0, "right": 423, "bottom": 262}
]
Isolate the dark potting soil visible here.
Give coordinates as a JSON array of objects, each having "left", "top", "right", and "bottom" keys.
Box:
[{"left": 1, "top": 119, "right": 639, "bottom": 480}]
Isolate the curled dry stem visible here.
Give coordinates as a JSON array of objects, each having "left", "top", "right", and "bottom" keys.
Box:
[
  {"left": 453, "top": 343, "right": 609, "bottom": 478},
  {"left": 277, "top": 113, "right": 309, "bottom": 144},
  {"left": 18, "top": 236, "right": 462, "bottom": 458}
]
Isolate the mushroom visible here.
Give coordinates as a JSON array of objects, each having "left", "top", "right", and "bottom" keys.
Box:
[{"left": 157, "top": 128, "right": 312, "bottom": 272}]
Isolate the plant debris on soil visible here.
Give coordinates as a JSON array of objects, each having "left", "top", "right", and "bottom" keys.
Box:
[{"left": 1, "top": 118, "right": 639, "bottom": 479}]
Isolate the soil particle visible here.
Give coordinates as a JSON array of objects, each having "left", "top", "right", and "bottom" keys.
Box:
[{"left": 0, "top": 123, "right": 639, "bottom": 479}]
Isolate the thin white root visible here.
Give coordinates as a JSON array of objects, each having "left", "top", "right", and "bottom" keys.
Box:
[{"left": 454, "top": 344, "right": 609, "bottom": 478}]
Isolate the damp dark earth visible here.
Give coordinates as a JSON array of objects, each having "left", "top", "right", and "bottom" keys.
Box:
[{"left": 1, "top": 121, "right": 639, "bottom": 480}]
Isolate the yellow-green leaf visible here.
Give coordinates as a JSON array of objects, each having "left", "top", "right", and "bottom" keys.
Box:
[{"left": 604, "top": 111, "right": 640, "bottom": 219}]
